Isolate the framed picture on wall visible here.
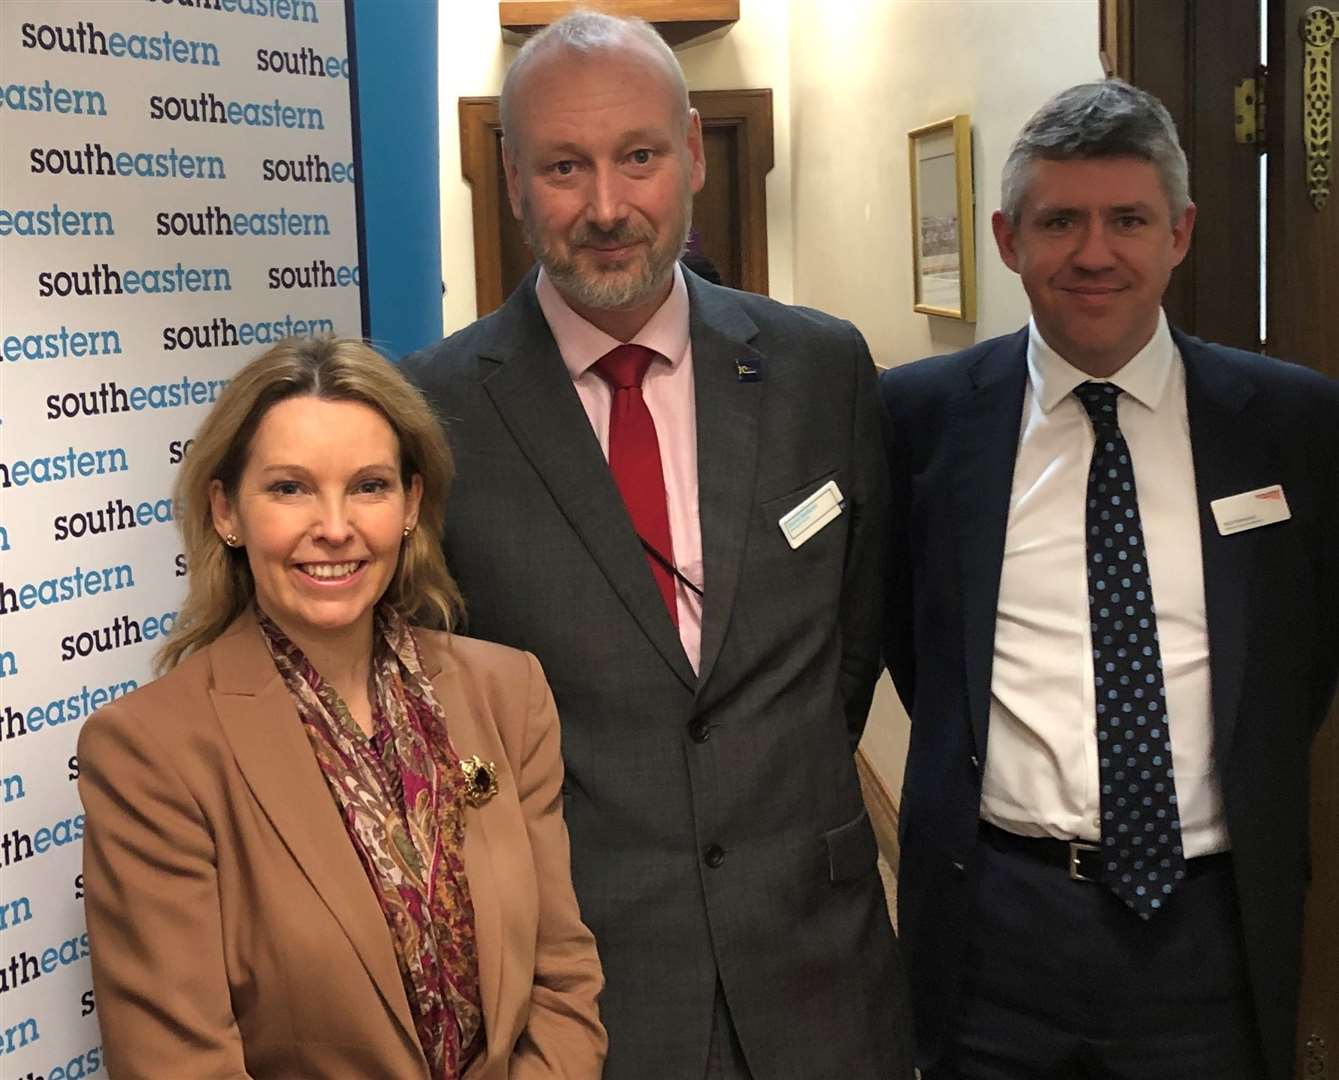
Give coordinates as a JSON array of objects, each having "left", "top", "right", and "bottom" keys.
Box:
[{"left": 908, "top": 114, "right": 976, "bottom": 321}]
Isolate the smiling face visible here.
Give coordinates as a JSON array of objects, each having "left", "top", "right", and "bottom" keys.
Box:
[
  {"left": 502, "top": 40, "right": 706, "bottom": 335},
  {"left": 992, "top": 156, "right": 1196, "bottom": 377},
  {"left": 210, "top": 396, "right": 421, "bottom": 656}
]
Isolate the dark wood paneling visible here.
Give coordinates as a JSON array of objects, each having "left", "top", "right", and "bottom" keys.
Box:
[
  {"left": 1127, "top": 1, "right": 1261, "bottom": 350},
  {"left": 458, "top": 97, "right": 509, "bottom": 316},
  {"left": 1126, "top": 3, "right": 1193, "bottom": 329},
  {"left": 695, "top": 125, "right": 743, "bottom": 287},
  {"left": 697, "top": 89, "right": 773, "bottom": 293},
  {"left": 1126, "top": 2, "right": 1339, "bottom": 1066},
  {"left": 1184, "top": 0, "right": 1263, "bottom": 351},
  {"left": 1268, "top": 3, "right": 1339, "bottom": 1070},
  {"left": 1267, "top": 0, "right": 1338, "bottom": 370},
  {"left": 494, "top": 130, "right": 534, "bottom": 299}
]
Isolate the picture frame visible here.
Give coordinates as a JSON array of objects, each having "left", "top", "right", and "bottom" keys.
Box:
[
  {"left": 908, "top": 114, "right": 976, "bottom": 321},
  {"left": 1098, "top": 0, "right": 1132, "bottom": 80}
]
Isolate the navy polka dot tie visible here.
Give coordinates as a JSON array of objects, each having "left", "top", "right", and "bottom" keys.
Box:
[{"left": 1076, "top": 382, "right": 1186, "bottom": 918}]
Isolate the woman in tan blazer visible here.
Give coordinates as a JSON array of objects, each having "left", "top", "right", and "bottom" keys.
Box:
[{"left": 78, "top": 338, "right": 606, "bottom": 1079}]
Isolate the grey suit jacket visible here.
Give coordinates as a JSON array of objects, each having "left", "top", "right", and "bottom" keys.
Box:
[{"left": 404, "top": 269, "right": 913, "bottom": 1079}]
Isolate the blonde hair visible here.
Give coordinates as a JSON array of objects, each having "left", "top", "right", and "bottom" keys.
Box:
[{"left": 158, "top": 337, "right": 463, "bottom": 673}]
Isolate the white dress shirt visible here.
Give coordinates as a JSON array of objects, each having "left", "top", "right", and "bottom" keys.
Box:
[{"left": 981, "top": 312, "right": 1230, "bottom": 858}]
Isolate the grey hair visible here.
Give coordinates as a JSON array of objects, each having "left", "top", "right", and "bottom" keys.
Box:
[
  {"left": 1000, "top": 79, "right": 1190, "bottom": 223},
  {"left": 499, "top": 10, "right": 690, "bottom": 155}
]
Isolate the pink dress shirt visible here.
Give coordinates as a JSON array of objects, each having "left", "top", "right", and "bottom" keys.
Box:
[{"left": 535, "top": 265, "right": 704, "bottom": 673}]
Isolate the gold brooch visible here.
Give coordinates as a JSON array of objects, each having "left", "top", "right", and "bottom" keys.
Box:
[{"left": 460, "top": 755, "right": 499, "bottom": 807}]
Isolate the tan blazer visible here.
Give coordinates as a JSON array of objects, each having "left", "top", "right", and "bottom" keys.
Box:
[{"left": 78, "top": 610, "right": 607, "bottom": 1079}]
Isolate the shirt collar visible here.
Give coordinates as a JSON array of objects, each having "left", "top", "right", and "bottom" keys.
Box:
[
  {"left": 1027, "top": 309, "right": 1175, "bottom": 414},
  {"left": 536, "top": 263, "right": 691, "bottom": 380}
]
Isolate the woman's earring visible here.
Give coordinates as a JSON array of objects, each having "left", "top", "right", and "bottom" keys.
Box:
[
  {"left": 402, "top": 524, "right": 414, "bottom": 538},
  {"left": 224, "top": 533, "right": 241, "bottom": 548}
]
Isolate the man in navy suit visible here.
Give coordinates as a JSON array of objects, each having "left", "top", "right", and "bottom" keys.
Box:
[{"left": 882, "top": 79, "right": 1339, "bottom": 1079}]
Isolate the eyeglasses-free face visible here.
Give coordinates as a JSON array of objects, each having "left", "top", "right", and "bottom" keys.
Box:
[{"left": 210, "top": 395, "right": 421, "bottom": 657}]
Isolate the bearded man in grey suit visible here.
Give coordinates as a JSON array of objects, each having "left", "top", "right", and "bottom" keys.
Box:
[
  {"left": 404, "top": 10, "right": 910, "bottom": 1080},
  {"left": 404, "top": 12, "right": 912, "bottom": 1080}
]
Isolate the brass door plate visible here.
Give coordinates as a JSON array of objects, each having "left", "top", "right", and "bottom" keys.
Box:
[
  {"left": 1305, "top": 1033, "right": 1329, "bottom": 1079},
  {"left": 1301, "top": 6, "right": 1338, "bottom": 209}
]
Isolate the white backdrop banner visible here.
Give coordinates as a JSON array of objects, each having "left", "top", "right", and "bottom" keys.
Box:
[{"left": 0, "top": 0, "right": 362, "bottom": 1073}]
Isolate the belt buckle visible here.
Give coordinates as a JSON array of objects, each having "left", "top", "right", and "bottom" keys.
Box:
[{"left": 1067, "top": 840, "right": 1102, "bottom": 883}]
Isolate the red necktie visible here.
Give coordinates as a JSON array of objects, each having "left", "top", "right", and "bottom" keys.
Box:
[{"left": 592, "top": 344, "right": 678, "bottom": 627}]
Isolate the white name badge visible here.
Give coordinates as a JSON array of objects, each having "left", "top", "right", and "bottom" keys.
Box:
[
  {"left": 778, "top": 480, "right": 845, "bottom": 549},
  {"left": 1210, "top": 484, "right": 1292, "bottom": 536}
]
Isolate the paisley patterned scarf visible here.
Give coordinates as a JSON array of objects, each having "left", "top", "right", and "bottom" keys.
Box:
[{"left": 258, "top": 606, "right": 482, "bottom": 1079}]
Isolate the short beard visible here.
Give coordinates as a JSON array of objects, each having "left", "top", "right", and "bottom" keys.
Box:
[{"left": 524, "top": 193, "right": 693, "bottom": 312}]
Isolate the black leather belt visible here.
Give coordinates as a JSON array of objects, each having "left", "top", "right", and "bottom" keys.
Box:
[{"left": 979, "top": 821, "right": 1230, "bottom": 884}]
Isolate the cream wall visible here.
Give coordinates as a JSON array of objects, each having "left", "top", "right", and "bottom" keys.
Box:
[
  {"left": 438, "top": 2, "right": 512, "bottom": 336},
  {"left": 784, "top": 1, "right": 1103, "bottom": 800},
  {"left": 436, "top": 0, "right": 796, "bottom": 335},
  {"left": 787, "top": 0, "right": 1103, "bottom": 364}
]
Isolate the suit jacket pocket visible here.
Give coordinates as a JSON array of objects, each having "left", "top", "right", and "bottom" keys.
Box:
[
  {"left": 758, "top": 467, "right": 847, "bottom": 560},
  {"left": 759, "top": 468, "right": 838, "bottom": 517},
  {"left": 824, "top": 807, "right": 878, "bottom": 884}
]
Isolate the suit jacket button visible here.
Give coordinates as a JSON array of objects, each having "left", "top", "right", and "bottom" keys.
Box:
[
  {"left": 704, "top": 844, "right": 726, "bottom": 868},
  {"left": 689, "top": 718, "right": 711, "bottom": 743}
]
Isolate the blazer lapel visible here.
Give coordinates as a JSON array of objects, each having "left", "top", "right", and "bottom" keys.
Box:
[
  {"left": 687, "top": 279, "right": 765, "bottom": 694},
  {"left": 479, "top": 277, "right": 697, "bottom": 690},
  {"left": 208, "top": 613, "right": 420, "bottom": 1051},
  {"left": 949, "top": 330, "right": 1029, "bottom": 762},
  {"left": 1177, "top": 330, "right": 1262, "bottom": 761}
]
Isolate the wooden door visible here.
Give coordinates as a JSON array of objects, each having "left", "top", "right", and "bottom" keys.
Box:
[
  {"left": 1269, "top": 4, "right": 1339, "bottom": 1073},
  {"left": 1113, "top": 1, "right": 1263, "bottom": 346},
  {"left": 1113, "top": 0, "right": 1339, "bottom": 1071}
]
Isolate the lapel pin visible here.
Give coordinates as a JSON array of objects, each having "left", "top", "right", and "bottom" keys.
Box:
[
  {"left": 735, "top": 358, "right": 762, "bottom": 383},
  {"left": 460, "top": 755, "right": 500, "bottom": 807}
]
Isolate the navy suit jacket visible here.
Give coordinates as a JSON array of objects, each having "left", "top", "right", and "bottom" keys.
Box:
[{"left": 881, "top": 327, "right": 1339, "bottom": 1079}]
